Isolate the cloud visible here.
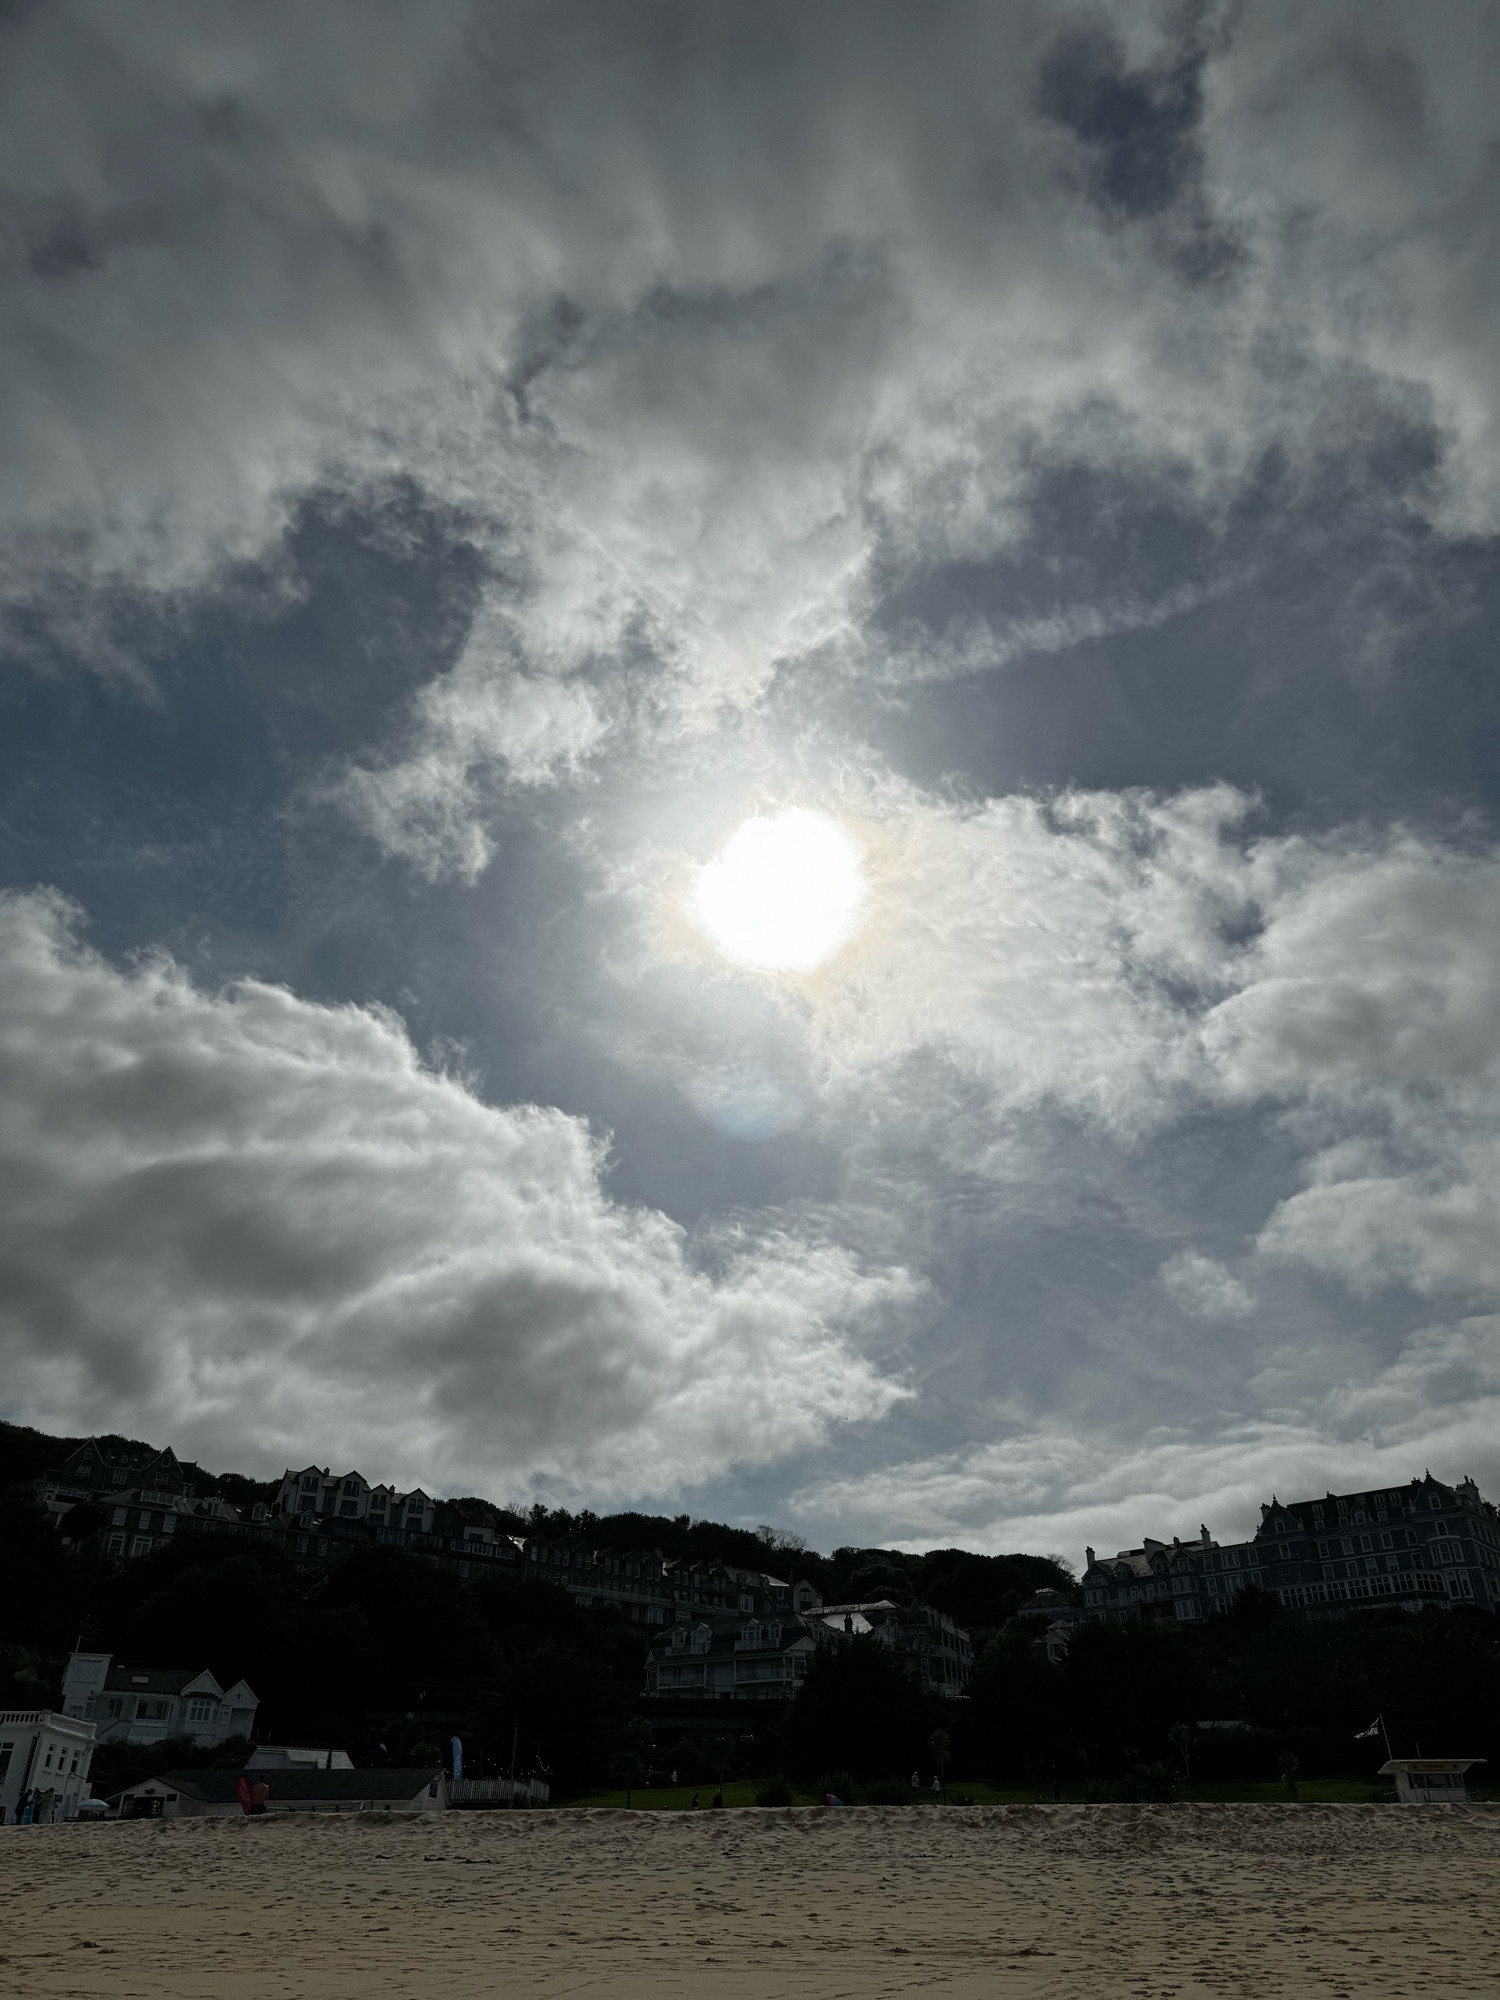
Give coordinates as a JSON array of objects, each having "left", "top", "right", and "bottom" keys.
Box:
[
  {"left": 0, "top": 888, "right": 910, "bottom": 1496},
  {"left": 339, "top": 591, "right": 607, "bottom": 879},
  {"left": 1159, "top": 1249, "right": 1254, "bottom": 1320},
  {"left": 8, "top": 4, "right": 1500, "bottom": 867},
  {"left": 793, "top": 1321, "right": 1500, "bottom": 1558},
  {"left": 792, "top": 781, "right": 1252, "bottom": 1134}
]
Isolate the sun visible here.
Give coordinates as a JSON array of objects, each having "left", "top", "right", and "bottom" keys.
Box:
[{"left": 690, "top": 809, "right": 866, "bottom": 972}]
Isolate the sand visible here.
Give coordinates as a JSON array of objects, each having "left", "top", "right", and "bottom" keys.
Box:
[{"left": 3, "top": 1803, "right": 1497, "bottom": 1999}]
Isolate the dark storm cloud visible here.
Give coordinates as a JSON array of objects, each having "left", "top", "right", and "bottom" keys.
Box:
[{"left": 3, "top": 1, "right": 1500, "bottom": 1550}]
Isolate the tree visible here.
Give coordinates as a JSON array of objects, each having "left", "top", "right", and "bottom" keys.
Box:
[
  {"left": 928, "top": 1728, "right": 950, "bottom": 1800},
  {"left": 693, "top": 1733, "right": 739, "bottom": 1802},
  {"left": 788, "top": 1634, "right": 927, "bottom": 1780},
  {"left": 609, "top": 1718, "right": 653, "bottom": 1807}
]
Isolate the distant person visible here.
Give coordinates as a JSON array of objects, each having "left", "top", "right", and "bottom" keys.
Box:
[
  {"left": 690, "top": 1791, "right": 700, "bottom": 1810},
  {"left": 250, "top": 1776, "right": 270, "bottom": 1816},
  {"left": 670, "top": 1769, "right": 678, "bottom": 1785},
  {"left": 910, "top": 1769, "right": 919, "bottom": 1789},
  {"left": 711, "top": 1788, "right": 724, "bottom": 1808}
]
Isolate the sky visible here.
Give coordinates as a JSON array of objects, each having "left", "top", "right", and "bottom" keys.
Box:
[{"left": 5, "top": 0, "right": 1500, "bottom": 1567}]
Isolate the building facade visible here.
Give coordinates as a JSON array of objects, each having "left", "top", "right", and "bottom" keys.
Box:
[
  {"left": 0, "top": 1710, "right": 98, "bottom": 1822},
  {"left": 1083, "top": 1473, "right": 1500, "bottom": 1624},
  {"left": 61, "top": 1653, "right": 259, "bottom": 1747},
  {"left": 643, "top": 1590, "right": 974, "bottom": 1703},
  {"left": 807, "top": 1600, "right": 972, "bottom": 1697},
  {"left": 644, "top": 1613, "right": 820, "bottom": 1701},
  {"left": 34, "top": 1441, "right": 527, "bottom": 1583}
]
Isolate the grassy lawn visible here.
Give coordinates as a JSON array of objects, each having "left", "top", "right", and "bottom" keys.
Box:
[{"left": 552, "top": 1775, "right": 1487, "bottom": 1809}]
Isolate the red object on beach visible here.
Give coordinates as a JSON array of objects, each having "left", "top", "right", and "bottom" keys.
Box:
[{"left": 235, "top": 1775, "right": 253, "bottom": 1816}]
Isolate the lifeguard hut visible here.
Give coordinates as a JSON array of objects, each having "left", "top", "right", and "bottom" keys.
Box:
[{"left": 1379, "top": 1757, "right": 1483, "bottom": 1804}]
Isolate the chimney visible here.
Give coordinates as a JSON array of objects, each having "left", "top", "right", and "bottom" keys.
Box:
[{"left": 1085, "top": 1546, "right": 1095, "bottom": 1567}]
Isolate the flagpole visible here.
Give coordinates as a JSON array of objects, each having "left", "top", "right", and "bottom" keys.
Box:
[{"left": 1379, "top": 1715, "right": 1393, "bottom": 1762}]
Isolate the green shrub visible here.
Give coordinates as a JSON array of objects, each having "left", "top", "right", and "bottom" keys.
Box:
[
  {"left": 754, "top": 1775, "right": 793, "bottom": 1807},
  {"left": 814, "top": 1770, "right": 858, "bottom": 1806},
  {"left": 862, "top": 1778, "right": 914, "bottom": 1805}
]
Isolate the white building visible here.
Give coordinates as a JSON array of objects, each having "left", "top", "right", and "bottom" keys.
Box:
[
  {"left": 0, "top": 1710, "right": 98, "bottom": 1822},
  {"left": 61, "top": 1653, "right": 258, "bottom": 1747},
  {"left": 1380, "top": 1757, "right": 1484, "bottom": 1804}
]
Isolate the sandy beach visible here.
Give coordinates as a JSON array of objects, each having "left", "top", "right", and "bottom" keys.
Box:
[{"left": 3, "top": 1803, "right": 1497, "bottom": 1999}]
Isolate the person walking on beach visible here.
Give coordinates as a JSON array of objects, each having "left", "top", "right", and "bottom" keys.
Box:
[{"left": 250, "top": 1776, "right": 271, "bottom": 1816}]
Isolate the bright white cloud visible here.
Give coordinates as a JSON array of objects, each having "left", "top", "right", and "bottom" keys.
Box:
[
  {"left": 1160, "top": 1250, "right": 1255, "bottom": 1320},
  {"left": 0, "top": 889, "right": 910, "bottom": 1496}
]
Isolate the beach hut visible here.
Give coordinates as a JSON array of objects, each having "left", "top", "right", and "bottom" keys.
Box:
[{"left": 1378, "top": 1758, "right": 1483, "bottom": 1804}]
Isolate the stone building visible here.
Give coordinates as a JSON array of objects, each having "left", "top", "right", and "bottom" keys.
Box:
[{"left": 1082, "top": 1473, "right": 1500, "bottom": 1623}]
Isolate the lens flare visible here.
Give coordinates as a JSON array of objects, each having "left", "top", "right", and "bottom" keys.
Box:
[{"left": 690, "top": 809, "right": 866, "bottom": 971}]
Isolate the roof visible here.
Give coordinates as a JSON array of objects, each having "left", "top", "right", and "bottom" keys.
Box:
[
  {"left": 1380, "top": 1758, "right": 1484, "bottom": 1774},
  {"left": 102, "top": 1665, "right": 218, "bottom": 1697},
  {"left": 650, "top": 1614, "right": 817, "bottom": 1661},
  {"left": 160, "top": 1768, "right": 444, "bottom": 1803}
]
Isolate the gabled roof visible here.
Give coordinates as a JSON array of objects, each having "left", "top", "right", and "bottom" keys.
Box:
[
  {"left": 102, "top": 1665, "right": 223, "bottom": 1698},
  {"left": 161, "top": 1767, "right": 442, "bottom": 1804}
]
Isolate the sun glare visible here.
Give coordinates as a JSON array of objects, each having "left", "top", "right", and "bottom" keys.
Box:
[{"left": 690, "top": 809, "right": 866, "bottom": 972}]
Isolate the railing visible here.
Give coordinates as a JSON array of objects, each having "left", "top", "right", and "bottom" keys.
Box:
[{"left": 448, "top": 1777, "right": 550, "bottom": 1806}]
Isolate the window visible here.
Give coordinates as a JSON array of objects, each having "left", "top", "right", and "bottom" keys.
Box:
[
  {"left": 106, "top": 1698, "right": 123, "bottom": 1718},
  {"left": 139, "top": 1510, "right": 153, "bottom": 1528},
  {"left": 0, "top": 1747, "right": 11, "bottom": 1782},
  {"left": 339, "top": 1500, "right": 359, "bottom": 1517},
  {"left": 1381, "top": 1533, "right": 1393, "bottom": 1549},
  {"left": 135, "top": 1700, "right": 169, "bottom": 1721},
  {"left": 186, "top": 1698, "right": 217, "bottom": 1724},
  {"left": 302, "top": 1475, "right": 318, "bottom": 1491},
  {"left": 130, "top": 1536, "right": 152, "bottom": 1557},
  {"left": 112, "top": 1507, "right": 127, "bottom": 1526},
  {"left": 343, "top": 1478, "right": 360, "bottom": 1496},
  {"left": 106, "top": 1535, "right": 125, "bottom": 1556}
]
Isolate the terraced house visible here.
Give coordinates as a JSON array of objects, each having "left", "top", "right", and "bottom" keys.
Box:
[{"left": 1083, "top": 1473, "right": 1500, "bottom": 1624}]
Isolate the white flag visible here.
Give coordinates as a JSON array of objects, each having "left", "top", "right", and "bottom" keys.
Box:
[{"left": 1355, "top": 1719, "right": 1381, "bottom": 1741}]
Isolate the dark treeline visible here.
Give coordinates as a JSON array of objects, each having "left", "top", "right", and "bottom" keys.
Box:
[{"left": 980, "top": 1590, "right": 1500, "bottom": 1786}]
